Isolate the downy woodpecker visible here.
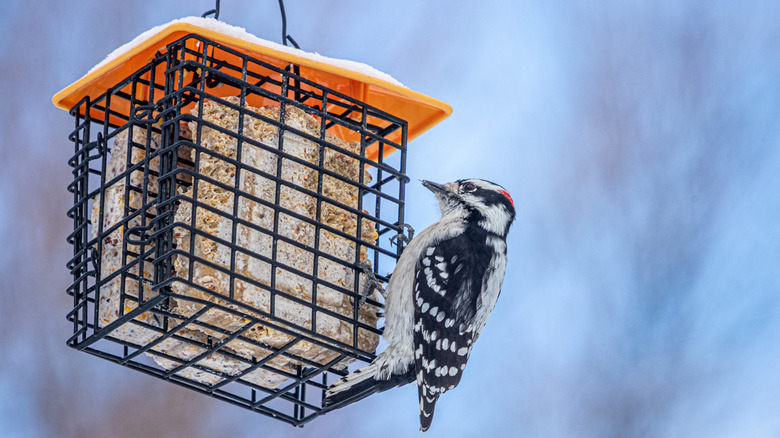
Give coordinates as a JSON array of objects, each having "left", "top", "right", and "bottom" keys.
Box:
[{"left": 324, "top": 179, "right": 515, "bottom": 432}]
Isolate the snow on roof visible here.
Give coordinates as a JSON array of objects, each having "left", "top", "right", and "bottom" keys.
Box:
[{"left": 87, "top": 16, "right": 404, "bottom": 87}]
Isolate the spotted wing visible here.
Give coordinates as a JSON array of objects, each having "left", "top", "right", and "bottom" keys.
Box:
[{"left": 412, "top": 234, "right": 491, "bottom": 431}]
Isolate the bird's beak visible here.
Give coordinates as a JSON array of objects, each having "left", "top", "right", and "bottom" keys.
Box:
[{"left": 421, "top": 180, "right": 449, "bottom": 195}]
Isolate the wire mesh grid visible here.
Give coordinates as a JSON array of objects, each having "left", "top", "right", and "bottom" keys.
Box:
[{"left": 65, "top": 34, "right": 408, "bottom": 426}]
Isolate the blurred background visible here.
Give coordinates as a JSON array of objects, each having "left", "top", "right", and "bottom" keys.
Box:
[{"left": 2, "top": 0, "right": 780, "bottom": 436}]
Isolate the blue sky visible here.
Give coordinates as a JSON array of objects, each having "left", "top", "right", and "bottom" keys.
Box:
[{"left": 2, "top": 1, "right": 780, "bottom": 437}]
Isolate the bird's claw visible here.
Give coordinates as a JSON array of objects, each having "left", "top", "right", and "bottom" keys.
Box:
[
  {"left": 390, "top": 223, "right": 415, "bottom": 248},
  {"left": 357, "top": 261, "right": 385, "bottom": 307}
]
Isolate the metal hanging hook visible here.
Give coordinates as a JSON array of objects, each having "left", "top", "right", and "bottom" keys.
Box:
[
  {"left": 201, "top": 1, "right": 299, "bottom": 48},
  {"left": 278, "top": 0, "right": 300, "bottom": 48},
  {"left": 202, "top": 0, "right": 220, "bottom": 19}
]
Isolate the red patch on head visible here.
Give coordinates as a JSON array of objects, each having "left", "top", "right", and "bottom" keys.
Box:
[{"left": 498, "top": 189, "right": 514, "bottom": 207}]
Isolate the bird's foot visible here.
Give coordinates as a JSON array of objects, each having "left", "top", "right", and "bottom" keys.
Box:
[
  {"left": 390, "top": 223, "right": 415, "bottom": 248},
  {"left": 357, "top": 261, "right": 386, "bottom": 307}
]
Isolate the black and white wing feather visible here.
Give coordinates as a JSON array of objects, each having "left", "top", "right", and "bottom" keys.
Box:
[{"left": 413, "top": 233, "right": 492, "bottom": 431}]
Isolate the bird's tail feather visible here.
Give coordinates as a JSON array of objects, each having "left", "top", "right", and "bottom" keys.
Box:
[
  {"left": 322, "top": 363, "right": 414, "bottom": 410},
  {"left": 418, "top": 385, "right": 440, "bottom": 432}
]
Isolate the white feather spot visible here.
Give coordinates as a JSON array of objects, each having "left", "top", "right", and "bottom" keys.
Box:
[
  {"left": 442, "top": 338, "right": 449, "bottom": 350},
  {"left": 450, "top": 341, "right": 457, "bottom": 352},
  {"left": 424, "top": 267, "right": 432, "bottom": 277},
  {"left": 436, "top": 262, "right": 447, "bottom": 272},
  {"left": 458, "top": 347, "right": 468, "bottom": 356},
  {"left": 436, "top": 312, "right": 445, "bottom": 322},
  {"left": 445, "top": 319, "right": 455, "bottom": 328},
  {"left": 449, "top": 385, "right": 456, "bottom": 390},
  {"left": 422, "top": 257, "right": 431, "bottom": 267},
  {"left": 421, "top": 302, "right": 430, "bottom": 313},
  {"left": 435, "top": 255, "right": 444, "bottom": 262},
  {"left": 440, "top": 271, "right": 449, "bottom": 279},
  {"left": 451, "top": 255, "right": 458, "bottom": 264},
  {"left": 429, "top": 306, "right": 438, "bottom": 317},
  {"left": 435, "top": 339, "right": 441, "bottom": 350},
  {"left": 426, "top": 247, "right": 435, "bottom": 256},
  {"left": 460, "top": 363, "right": 466, "bottom": 370},
  {"left": 434, "top": 367, "right": 441, "bottom": 377},
  {"left": 431, "top": 330, "right": 438, "bottom": 341},
  {"left": 449, "top": 366, "right": 458, "bottom": 376}
]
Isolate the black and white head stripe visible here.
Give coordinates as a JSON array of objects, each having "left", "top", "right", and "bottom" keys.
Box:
[
  {"left": 423, "top": 179, "right": 515, "bottom": 237},
  {"left": 457, "top": 179, "right": 514, "bottom": 210},
  {"left": 413, "top": 234, "right": 492, "bottom": 431}
]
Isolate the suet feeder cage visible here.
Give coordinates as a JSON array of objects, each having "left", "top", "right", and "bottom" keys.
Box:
[{"left": 54, "top": 17, "right": 450, "bottom": 426}]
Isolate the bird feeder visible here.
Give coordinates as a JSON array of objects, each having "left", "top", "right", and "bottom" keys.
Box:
[{"left": 54, "top": 17, "right": 450, "bottom": 426}]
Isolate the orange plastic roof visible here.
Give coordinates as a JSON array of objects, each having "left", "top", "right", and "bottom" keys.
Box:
[{"left": 52, "top": 21, "right": 452, "bottom": 147}]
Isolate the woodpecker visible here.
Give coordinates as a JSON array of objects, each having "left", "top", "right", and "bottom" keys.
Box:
[{"left": 323, "top": 178, "right": 515, "bottom": 432}]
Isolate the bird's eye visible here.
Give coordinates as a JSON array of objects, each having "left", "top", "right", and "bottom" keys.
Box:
[{"left": 461, "top": 182, "right": 477, "bottom": 193}]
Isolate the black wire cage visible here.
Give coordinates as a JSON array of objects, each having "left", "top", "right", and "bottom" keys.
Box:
[
  {"left": 67, "top": 35, "right": 403, "bottom": 425},
  {"left": 56, "top": 21, "right": 450, "bottom": 427}
]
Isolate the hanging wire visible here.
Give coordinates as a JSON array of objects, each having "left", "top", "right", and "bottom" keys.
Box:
[
  {"left": 278, "top": 0, "right": 301, "bottom": 48},
  {"left": 202, "top": 0, "right": 220, "bottom": 19},
  {"left": 202, "top": 0, "right": 299, "bottom": 48}
]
